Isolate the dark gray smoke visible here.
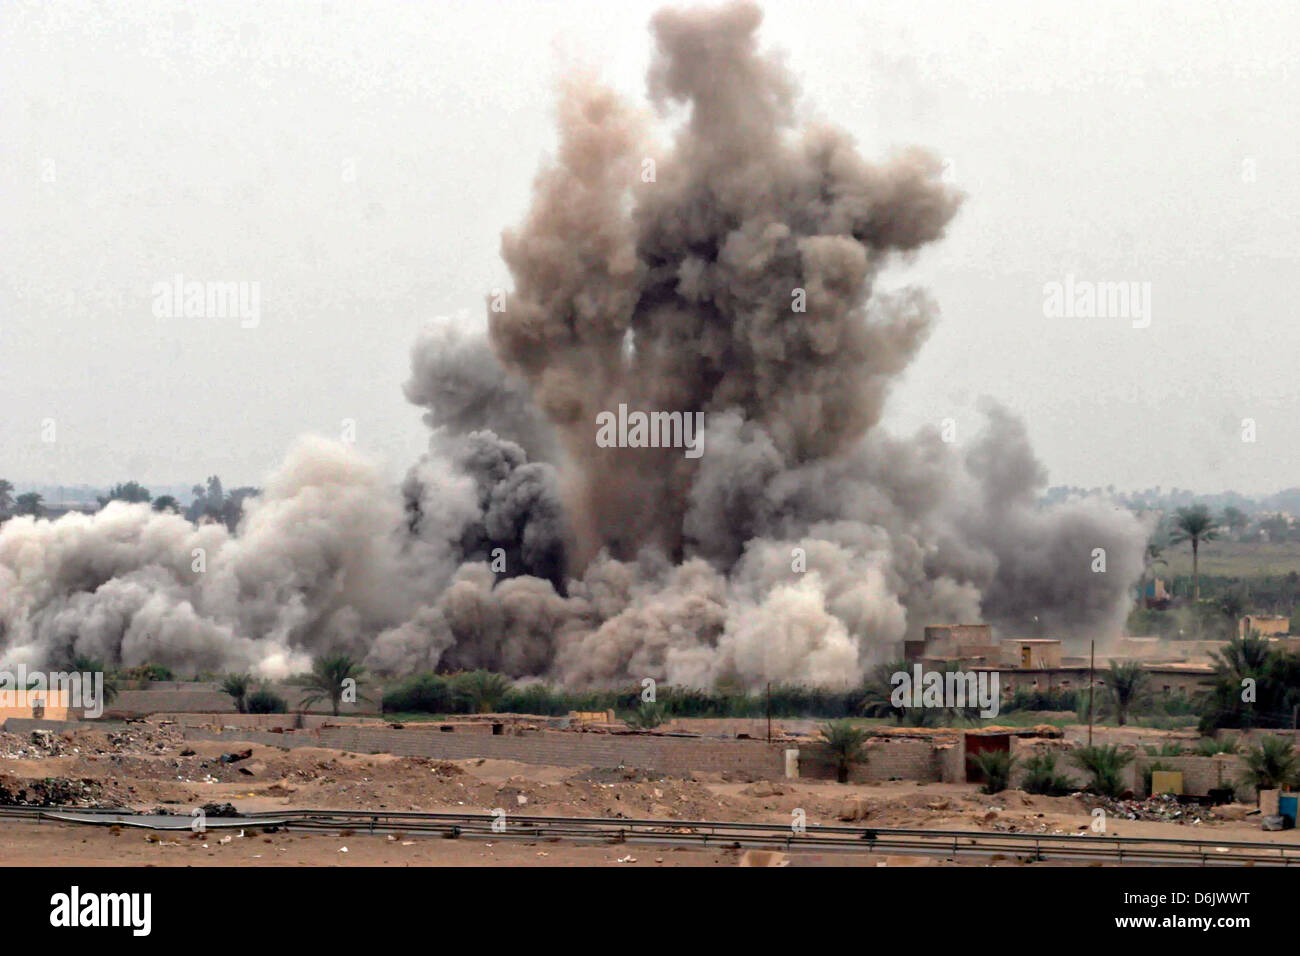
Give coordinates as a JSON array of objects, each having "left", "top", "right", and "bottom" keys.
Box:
[{"left": 0, "top": 2, "right": 1146, "bottom": 689}]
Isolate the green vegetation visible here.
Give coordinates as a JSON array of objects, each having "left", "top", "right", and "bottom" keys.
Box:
[
  {"left": 1141, "top": 742, "right": 1186, "bottom": 757},
  {"left": 968, "top": 749, "right": 1017, "bottom": 795},
  {"left": 1020, "top": 751, "right": 1074, "bottom": 796},
  {"left": 293, "top": 654, "right": 366, "bottom": 717},
  {"left": 1069, "top": 744, "right": 1136, "bottom": 798},
  {"left": 1238, "top": 735, "right": 1299, "bottom": 792},
  {"left": 247, "top": 686, "right": 287, "bottom": 714},
  {"left": 1169, "top": 504, "right": 1221, "bottom": 601},
  {"left": 1199, "top": 635, "right": 1300, "bottom": 733},
  {"left": 625, "top": 702, "right": 665, "bottom": 730},
  {"left": 97, "top": 481, "right": 151, "bottom": 506},
  {"left": 453, "top": 670, "right": 511, "bottom": 713},
  {"left": 67, "top": 655, "right": 118, "bottom": 703},
  {"left": 119, "top": 663, "right": 173, "bottom": 683},
  {"left": 819, "top": 720, "right": 869, "bottom": 783},
  {"left": 1103, "top": 660, "right": 1150, "bottom": 726},
  {"left": 1194, "top": 737, "right": 1238, "bottom": 756},
  {"left": 1003, "top": 687, "right": 1078, "bottom": 713},
  {"left": 221, "top": 673, "right": 254, "bottom": 714},
  {"left": 383, "top": 675, "right": 877, "bottom": 719}
]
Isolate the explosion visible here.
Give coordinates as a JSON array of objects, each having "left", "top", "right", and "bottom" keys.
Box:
[{"left": 0, "top": 2, "right": 1146, "bottom": 690}]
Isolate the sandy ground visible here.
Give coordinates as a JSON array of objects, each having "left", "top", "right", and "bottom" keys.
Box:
[{"left": 1, "top": 721, "right": 1297, "bottom": 866}]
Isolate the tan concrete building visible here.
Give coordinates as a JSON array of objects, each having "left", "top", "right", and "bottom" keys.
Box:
[
  {"left": 1240, "top": 614, "right": 1289, "bottom": 639},
  {"left": 1002, "top": 638, "right": 1062, "bottom": 669},
  {"left": 904, "top": 624, "right": 997, "bottom": 663},
  {"left": 998, "top": 662, "right": 1212, "bottom": 699},
  {"left": 0, "top": 687, "right": 80, "bottom": 725}
]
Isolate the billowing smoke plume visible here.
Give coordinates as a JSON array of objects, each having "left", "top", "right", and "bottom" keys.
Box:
[{"left": 0, "top": 2, "right": 1146, "bottom": 689}]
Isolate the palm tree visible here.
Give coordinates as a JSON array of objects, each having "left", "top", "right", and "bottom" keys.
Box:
[
  {"left": 1239, "top": 736, "right": 1299, "bottom": 794},
  {"left": 221, "top": 673, "right": 254, "bottom": 714},
  {"left": 295, "top": 654, "right": 366, "bottom": 716},
  {"left": 1222, "top": 506, "right": 1248, "bottom": 540},
  {"left": 0, "top": 479, "right": 14, "bottom": 514},
  {"left": 1103, "top": 660, "right": 1150, "bottom": 726},
  {"left": 625, "top": 702, "right": 665, "bottom": 730},
  {"left": 69, "top": 654, "right": 119, "bottom": 704},
  {"left": 14, "top": 492, "right": 44, "bottom": 517},
  {"left": 858, "top": 660, "right": 908, "bottom": 721},
  {"left": 152, "top": 495, "right": 181, "bottom": 514},
  {"left": 1069, "top": 744, "right": 1135, "bottom": 797},
  {"left": 819, "top": 720, "right": 870, "bottom": 783},
  {"left": 1169, "top": 505, "right": 1220, "bottom": 600},
  {"left": 452, "top": 670, "right": 511, "bottom": 713},
  {"left": 1200, "top": 634, "right": 1290, "bottom": 734}
]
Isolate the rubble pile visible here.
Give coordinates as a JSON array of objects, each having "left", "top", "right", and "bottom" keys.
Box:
[
  {"left": 0, "top": 775, "right": 104, "bottom": 807},
  {"left": 1091, "top": 793, "right": 1220, "bottom": 825}
]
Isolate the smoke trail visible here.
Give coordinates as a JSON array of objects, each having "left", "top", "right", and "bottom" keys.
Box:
[{"left": 0, "top": 2, "right": 1146, "bottom": 689}]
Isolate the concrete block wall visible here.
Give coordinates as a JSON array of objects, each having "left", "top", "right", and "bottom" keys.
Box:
[
  {"left": 156, "top": 713, "right": 387, "bottom": 731},
  {"left": 1009, "top": 740, "right": 1100, "bottom": 790},
  {"left": 796, "top": 738, "right": 945, "bottom": 783},
  {"left": 183, "top": 725, "right": 789, "bottom": 778},
  {"left": 1138, "top": 755, "right": 1249, "bottom": 799},
  {"left": 1009, "top": 741, "right": 1251, "bottom": 798}
]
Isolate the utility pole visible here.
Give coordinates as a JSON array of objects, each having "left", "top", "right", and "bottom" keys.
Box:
[
  {"left": 766, "top": 682, "right": 772, "bottom": 744},
  {"left": 1088, "top": 639, "right": 1095, "bottom": 748}
]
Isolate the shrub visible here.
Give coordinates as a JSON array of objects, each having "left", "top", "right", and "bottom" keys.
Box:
[
  {"left": 625, "top": 702, "right": 665, "bottom": 730},
  {"left": 1020, "top": 751, "right": 1074, "bottom": 796},
  {"left": 501, "top": 682, "right": 570, "bottom": 716},
  {"left": 383, "top": 673, "right": 457, "bottom": 714},
  {"left": 1194, "top": 736, "right": 1239, "bottom": 756},
  {"left": 119, "top": 663, "right": 173, "bottom": 683},
  {"left": 247, "top": 687, "right": 287, "bottom": 714},
  {"left": 1069, "top": 744, "right": 1136, "bottom": 798},
  {"left": 1239, "top": 736, "right": 1299, "bottom": 793},
  {"left": 1004, "top": 687, "right": 1079, "bottom": 713},
  {"left": 969, "top": 749, "right": 1017, "bottom": 795},
  {"left": 1141, "top": 742, "right": 1186, "bottom": 757}
]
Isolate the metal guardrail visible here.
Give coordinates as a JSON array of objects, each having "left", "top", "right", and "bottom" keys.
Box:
[{"left": 2, "top": 805, "right": 1297, "bottom": 865}]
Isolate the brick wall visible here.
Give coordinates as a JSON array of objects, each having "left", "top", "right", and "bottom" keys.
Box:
[
  {"left": 184, "top": 725, "right": 788, "bottom": 778},
  {"left": 1139, "top": 755, "right": 1249, "bottom": 799},
  {"left": 1009, "top": 740, "right": 1250, "bottom": 798},
  {"left": 692, "top": 736, "right": 945, "bottom": 783}
]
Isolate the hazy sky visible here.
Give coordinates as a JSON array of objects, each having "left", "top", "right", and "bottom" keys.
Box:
[{"left": 3, "top": 0, "right": 1298, "bottom": 494}]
